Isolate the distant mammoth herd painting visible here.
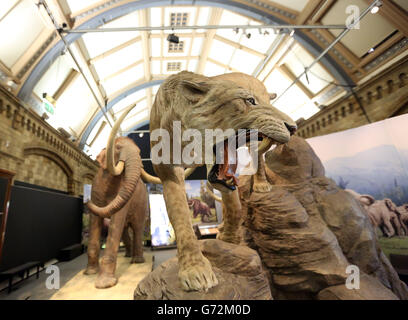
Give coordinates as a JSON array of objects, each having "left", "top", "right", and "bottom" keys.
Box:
[
  {"left": 346, "top": 189, "right": 408, "bottom": 237},
  {"left": 84, "top": 71, "right": 407, "bottom": 300}
]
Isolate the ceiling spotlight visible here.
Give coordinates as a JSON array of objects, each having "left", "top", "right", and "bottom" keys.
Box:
[
  {"left": 167, "top": 33, "right": 179, "bottom": 44},
  {"left": 243, "top": 30, "right": 251, "bottom": 39},
  {"left": 371, "top": 1, "right": 382, "bottom": 14},
  {"left": 368, "top": 47, "right": 375, "bottom": 54},
  {"left": 139, "top": 132, "right": 144, "bottom": 138},
  {"left": 290, "top": 29, "right": 295, "bottom": 37},
  {"left": 263, "top": 30, "right": 270, "bottom": 36},
  {"left": 234, "top": 27, "right": 239, "bottom": 34}
]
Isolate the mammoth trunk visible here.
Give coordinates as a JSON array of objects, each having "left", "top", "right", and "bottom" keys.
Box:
[{"left": 87, "top": 159, "right": 141, "bottom": 218}]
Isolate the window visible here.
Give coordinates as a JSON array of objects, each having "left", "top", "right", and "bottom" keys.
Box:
[
  {"left": 168, "top": 41, "right": 184, "bottom": 53},
  {"left": 170, "top": 12, "right": 189, "bottom": 26},
  {"left": 167, "top": 62, "right": 181, "bottom": 71}
]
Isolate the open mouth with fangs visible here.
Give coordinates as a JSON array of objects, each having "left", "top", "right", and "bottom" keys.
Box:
[{"left": 207, "top": 130, "right": 274, "bottom": 192}]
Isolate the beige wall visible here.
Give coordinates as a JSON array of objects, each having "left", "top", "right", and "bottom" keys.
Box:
[{"left": 0, "top": 86, "right": 98, "bottom": 196}]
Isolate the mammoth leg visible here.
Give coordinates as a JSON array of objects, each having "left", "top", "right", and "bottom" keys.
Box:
[
  {"left": 122, "top": 225, "right": 132, "bottom": 257},
  {"left": 84, "top": 213, "right": 103, "bottom": 275},
  {"left": 383, "top": 218, "right": 395, "bottom": 238},
  {"left": 95, "top": 207, "right": 127, "bottom": 289},
  {"left": 130, "top": 220, "right": 145, "bottom": 264},
  {"left": 160, "top": 166, "right": 218, "bottom": 291},
  {"left": 217, "top": 189, "right": 242, "bottom": 244}
]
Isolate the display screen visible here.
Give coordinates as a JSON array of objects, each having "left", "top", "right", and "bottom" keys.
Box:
[{"left": 149, "top": 194, "right": 176, "bottom": 247}]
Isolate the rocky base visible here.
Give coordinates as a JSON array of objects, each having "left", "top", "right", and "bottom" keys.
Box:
[{"left": 134, "top": 239, "right": 272, "bottom": 300}]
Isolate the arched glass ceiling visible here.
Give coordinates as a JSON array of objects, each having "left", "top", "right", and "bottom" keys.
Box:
[{"left": 0, "top": 0, "right": 402, "bottom": 159}]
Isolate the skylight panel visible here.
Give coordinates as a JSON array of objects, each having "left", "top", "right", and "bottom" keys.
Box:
[
  {"left": 151, "top": 38, "right": 162, "bottom": 57},
  {"left": 0, "top": 0, "right": 18, "bottom": 21},
  {"left": 190, "top": 38, "right": 203, "bottom": 56},
  {"left": 284, "top": 44, "right": 333, "bottom": 94},
  {"left": 121, "top": 109, "right": 149, "bottom": 132},
  {"left": 51, "top": 76, "right": 97, "bottom": 135},
  {"left": 240, "top": 31, "right": 277, "bottom": 54},
  {"left": 102, "top": 64, "right": 144, "bottom": 96},
  {"left": 209, "top": 39, "right": 235, "bottom": 65},
  {"left": 83, "top": 12, "right": 140, "bottom": 59},
  {"left": 92, "top": 42, "right": 143, "bottom": 80},
  {"left": 149, "top": 8, "right": 162, "bottom": 34},
  {"left": 196, "top": 7, "right": 210, "bottom": 26},
  {"left": 33, "top": 54, "right": 76, "bottom": 99},
  {"left": 217, "top": 10, "right": 249, "bottom": 42},
  {"left": 204, "top": 61, "right": 226, "bottom": 77},
  {"left": 187, "top": 60, "right": 198, "bottom": 72},
  {"left": 290, "top": 101, "right": 320, "bottom": 121},
  {"left": 263, "top": 69, "right": 292, "bottom": 96},
  {"left": 229, "top": 50, "right": 262, "bottom": 75},
  {"left": 111, "top": 90, "right": 147, "bottom": 114},
  {"left": 273, "top": 85, "right": 310, "bottom": 117},
  {"left": 0, "top": 0, "right": 45, "bottom": 67},
  {"left": 86, "top": 122, "right": 110, "bottom": 160}
]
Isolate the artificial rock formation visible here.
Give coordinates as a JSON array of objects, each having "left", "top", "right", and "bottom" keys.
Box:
[
  {"left": 238, "top": 136, "right": 408, "bottom": 300},
  {"left": 134, "top": 239, "right": 272, "bottom": 300}
]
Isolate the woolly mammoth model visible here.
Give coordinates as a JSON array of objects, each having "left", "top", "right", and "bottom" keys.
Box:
[
  {"left": 345, "top": 190, "right": 408, "bottom": 237},
  {"left": 84, "top": 139, "right": 149, "bottom": 288},
  {"left": 85, "top": 103, "right": 194, "bottom": 289},
  {"left": 188, "top": 199, "right": 212, "bottom": 223},
  {"left": 149, "top": 71, "right": 297, "bottom": 291}
]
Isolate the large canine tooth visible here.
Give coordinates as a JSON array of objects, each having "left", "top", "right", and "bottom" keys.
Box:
[{"left": 258, "top": 137, "right": 273, "bottom": 154}]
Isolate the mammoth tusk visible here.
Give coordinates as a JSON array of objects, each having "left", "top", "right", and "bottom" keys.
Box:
[
  {"left": 106, "top": 103, "right": 138, "bottom": 176},
  {"left": 141, "top": 169, "right": 162, "bottom": 185},
  {"left": 258, "top": 137, "right": 273, "bottom": 154},
  {"left": 140, "top": 167, "right": 198, "bottom": 185}
]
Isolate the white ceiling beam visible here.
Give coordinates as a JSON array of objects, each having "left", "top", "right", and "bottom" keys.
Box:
[
  {"left": 197, "top": 8, "right": 223, "bottom": 74},
  {"left": 139, "top": 9, "right": 151, "bottom": 81},
  {"left": 213, "top": 34, "right": 266, "bottom": 59},
  {"left": 89, "top": 36, "right": 142, "bottom": 64}
]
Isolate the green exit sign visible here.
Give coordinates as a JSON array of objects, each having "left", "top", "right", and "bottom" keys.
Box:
[{"left": 43, "top": 100, "right": 55, "bottom": 115}]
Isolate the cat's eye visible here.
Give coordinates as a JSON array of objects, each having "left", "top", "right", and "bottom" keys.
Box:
[{"left": 247, "top": 97, "right": 256, "bottom": 105}]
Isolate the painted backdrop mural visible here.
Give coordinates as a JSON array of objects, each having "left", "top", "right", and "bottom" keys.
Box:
[
  {"left": 307, "top": 114, "right": 408, "bottom": 242},
  {"left": 307, "top": 114, "right": 408, "bottom": 206}
]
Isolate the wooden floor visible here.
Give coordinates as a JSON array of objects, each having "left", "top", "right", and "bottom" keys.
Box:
[{"left": 50, "top": 252, "right": 153, "bottom": 300}]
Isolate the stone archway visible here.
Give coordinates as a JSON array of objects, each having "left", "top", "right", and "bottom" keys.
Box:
[{"left": 23, "top": 145, "right": 75, "bottom": 194}]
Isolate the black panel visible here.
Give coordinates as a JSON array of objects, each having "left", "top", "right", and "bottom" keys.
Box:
[{"left": 0, "top": 185, "right": 82, "bottom": 271}]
